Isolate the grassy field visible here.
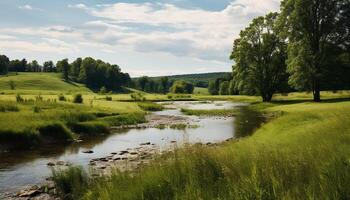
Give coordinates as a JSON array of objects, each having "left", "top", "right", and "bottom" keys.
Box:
[
  {"left": 52, "top": 95, "right": 350, "bottom": 199},
  {"left": 0, "top": 73, "right": 92, "bottom": 94},
  {"left": 0, "top": 99, "right": 146, "bottom": 149},
  {"left": 193, "top": 87, "right": 209, "bottom": 95}
]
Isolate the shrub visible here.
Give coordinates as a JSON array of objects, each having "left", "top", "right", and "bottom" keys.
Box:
[
  {"left": 138, "top": 102, "right": 163, "bottom": 111},
  {"left": 0, "top": 103, "right": 19, "bottom": 112},
  {"left": 70, "top": 121, "right": 109, "bottom": 135},
  {"left": 105, "top": 96, "right": 112, "bottom": 101},
  {"left": 16, "top": 94, "right": 24, "bottom": 102},
  {"left": 33, "top": 105, "right": 41, "bottom": 113},
  {"left": 38, "top": 122, "right": 74, "bottom": 140},
  {"left": 130, "top": 92, "right": 146, "bottom": 101},
  {"left": 8, "top": 80, "right": 16, "bottom": 90},
  {"left": 99, "top": 86, "right": 107, "bottom": 94},
  {"left": 35, "top": 95, "right": 43, "bottom": 102},
  {"left": 73, "top": 94, "right": 83, "bottom": 104},
  {"left": 58, "top": 94, "right": 66, "bottom": 101}
]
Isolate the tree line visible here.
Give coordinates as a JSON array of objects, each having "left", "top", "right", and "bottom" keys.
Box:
[
  {"left": 132, "top": 76, "right": 194, "bottom": 94},
  {"left": 229, "top": 0, "right": 350, "bottom": 102},
  {"left": 0, "top": 55, "right": 131, "bottom": 91}
]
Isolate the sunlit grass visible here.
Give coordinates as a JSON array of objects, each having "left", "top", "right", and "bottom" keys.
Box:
[{"left": 52, "top": 98, "right": 350, "bottom": 199}]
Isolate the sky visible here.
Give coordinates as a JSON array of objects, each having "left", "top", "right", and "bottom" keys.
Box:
[{"left": 0, "top": 0, "right": 281, "bottom": 77}]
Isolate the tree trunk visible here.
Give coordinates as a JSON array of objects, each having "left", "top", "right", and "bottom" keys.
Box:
[
  {"left": 262, "top": 93, "right": 273, "bottom": 102},
  {"left": 313, "top": 79, "right": 321, "bottom": 102}
]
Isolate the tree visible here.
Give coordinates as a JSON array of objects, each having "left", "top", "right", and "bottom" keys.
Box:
[
  {"left": 138, "top": 76, "right": 149, "bottom": 91},
  {"left": 9, "top": 59, "right": 27, "bottom": 72},
  {"left": 27, "top": 60, "right": 41, "bottom": 72},
  {"left": 43, "top": 61, "right": 55, "bottom": 72},
  {"left": 159, "top": 77, "right": 169, "bottom": 94},
  {"left": 279, "top": 0, "right": 349, "bottom": 101},
  {"left": 0, "top": 55, "right": 10, "bottom": 75},
  {"left": 219, "top": 81, "right": 230, "bottom": 95},
  {"left": 56, "top": 59, "right": 70, "bottom": 81},
  {"left": 79, "top": 57, "right": 96, "bottom": 85},
  {"left": 230, "top": 13, "right": 287, "bottom": 102},
  {"left": 70, "top": 58, "right": 82, "bottom": 79},
  {"left": 170, "top": 81, "right": 194, "bottom": 94}
]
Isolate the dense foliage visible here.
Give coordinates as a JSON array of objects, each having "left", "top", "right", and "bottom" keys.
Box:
[
  {"left": 279, "top": 0, "right": 350, "bottom": 101},
  {"left": 231, "top": 13, "right": 288, "bottom": 102},
  {"left": 0, "top": 55, "right": 131, "bottom": 92},
  {"left": 230, "top": 0, "right": 350, "bottom": 101},
  {"left": 170, "top": 80, "right": 194, "bottom": 94}
]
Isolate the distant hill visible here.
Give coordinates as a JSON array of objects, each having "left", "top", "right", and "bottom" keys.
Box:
[
  {"left": 0, "top": 72, "right": 92, "bottom": 94},
  {"left": 135, "top": 72, "right": 231, "bottom": 88}
]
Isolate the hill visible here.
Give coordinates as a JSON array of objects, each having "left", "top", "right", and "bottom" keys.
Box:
[
  {"left": 135, "top": 72, "right": 231, "bottom": 88},
  {"left": 0, "top": 73, "right": 92, "bottom": 94}
]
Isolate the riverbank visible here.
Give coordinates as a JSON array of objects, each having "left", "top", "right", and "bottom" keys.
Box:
[{"left": 48, "top": 97, "right": 350, "bottom": 199}]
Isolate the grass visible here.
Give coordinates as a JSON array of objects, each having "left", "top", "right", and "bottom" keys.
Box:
[
  {"left": 52, "top": 96, "right": 350, "bottom": 199},
  {"left": 0, "top": 99, "right": 146, "bottom": 149},
  {"left": 181, "top": 108, "right": 237, "bottom": 116},
  {"left": 137, "top": 102, "right": 163, "bottom": 111},
  {"left": 193, "top": 87, "right": 209, "bottom": 95},
  {"left": 0, "top": 73, "right": 92, "bottom": 94}
]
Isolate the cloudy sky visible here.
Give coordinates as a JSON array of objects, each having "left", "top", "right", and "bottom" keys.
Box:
[{"left": 0, "top": 0, "right": 280, "bottom": 77}]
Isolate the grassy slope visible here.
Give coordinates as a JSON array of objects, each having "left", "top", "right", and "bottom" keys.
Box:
[
  {"left": 0, "top": 73, "right": 92, "bottom": 94},
  {"left": 56, "top": 96, "right": 350, "bottom": 199},
  {"left": 133, "top": 72, "right": 230, "bottom": 88}
]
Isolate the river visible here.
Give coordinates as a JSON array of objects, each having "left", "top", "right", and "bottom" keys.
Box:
[{"left": 0, "top": 101, "right": 264, "bottom": 196}]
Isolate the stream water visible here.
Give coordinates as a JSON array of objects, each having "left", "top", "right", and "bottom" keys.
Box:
[{"left": 0, "top": 101, "right": 265, "bottom": 196}]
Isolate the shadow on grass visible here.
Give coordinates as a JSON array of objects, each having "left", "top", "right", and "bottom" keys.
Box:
[{"left": 252, "top": 97, "right": 350, "bottom": 106}]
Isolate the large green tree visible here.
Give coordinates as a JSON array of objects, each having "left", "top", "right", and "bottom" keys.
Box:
[
  {"left": 230, "top": 12, "right": 287, "bottom": 102},
  {"left": 159, "top": 77, "right": 169, "bottom": 94},
  {"left": 0, "top": 55, "right": 10, "bottom": 75},
  {"left": 279, "top": 0, "right": 349, "bottom": 101},
  {"left": 56, "top": 59, "right": 70, "bottom": 81}
]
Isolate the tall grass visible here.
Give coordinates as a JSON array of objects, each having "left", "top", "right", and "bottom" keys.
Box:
[
  {"left": 0, "top": 100, "right": 145, "bottom": 149},
  {"left": 53, "top": 101, "right": 350, "bottom": 199},
  {"left": 52, "top": 166, "right": 88, "bottom": 200},
  {"left": 137, "top": 102, "right": 163, "bottom": 111}
]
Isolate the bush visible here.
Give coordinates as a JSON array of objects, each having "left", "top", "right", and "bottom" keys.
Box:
[
  {"left": 170, "top": 81, "right": 194, "bottom": 94},
  {"left": 70, "top": 121, "right": 109, "bottom": 135},
  {"left": 73, "top": 94, "right": 83, "bottom": 104},
  {"left": 33, "top": 105, "right": 41, "bottom": 113},
  {"left": 16, "top": 94, "right": 24, "bottom": 102},
  {"left": 99, "top": 86, "right": 107, "bottom": 95},
  {"left": 130, "top": 92, "right": 146, "bottom": 101},
  {"left": 8, "top": 80, "right": 16, "bottom": 90},
  {"left": 105, "top": 96, "right": 112, "bottom": 101},
  {"left": 35, "top": 95, "right": 43, "bottom": 102},
  {"left": 0, "top": 103, "right": 19, "bottom": 112},
  {"left": 38, "top": 122, "right": 74, "bottom": 140},
  {"left": 138, "top": 102, "right": 163, "bottom": 111},
  {"left": 58, "top": 94, "right": 66, "bottom": 101}
]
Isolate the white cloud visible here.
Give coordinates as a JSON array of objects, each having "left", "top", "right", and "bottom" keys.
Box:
[
  {"left": 18, "top": 5, "right": 33, "bottom": 10},
  {"left": 3, "top": 1, "right": 281, "bottom": 73},
  {"left": 68, "top": 3, "right": 89, "bottom": 10},
  {"left": 66, "top": 1, "right": 280, "bottom": 62}
]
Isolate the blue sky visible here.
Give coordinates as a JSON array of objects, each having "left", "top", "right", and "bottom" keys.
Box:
[{"left": 0, "top": 0, "right": 280, "bottom": 76}]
